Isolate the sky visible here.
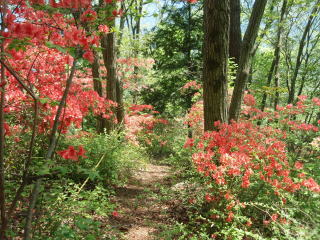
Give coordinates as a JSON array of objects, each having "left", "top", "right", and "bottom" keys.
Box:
[{"left": 140, "top": 1, "right": 163, "bottom": 31}]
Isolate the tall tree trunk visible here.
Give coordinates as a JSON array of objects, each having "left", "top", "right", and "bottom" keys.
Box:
[
  {"left": 251, "top": 0, "right": 277, "bottom": 57},
  {"left": 273, "top": 0, "right": 287, "bottom": 109},
  {"left": 203, "top": 0, "right": 230, "bottom": 131},
  {"left": 260, "top": 59, "right": 276, "bottom": 112},
  {"left": 131, "top": 0, "right": 143, "bottom": 105},
  {"left": 186, "top": 2, "right": 193, "bottom": 138},
  {"left": 117, "top": 0, "right": 127, "bottom": 55},
  {"left": 92, "top": 50, "right": 105, "bottom": 133},
  {"left": 0, "top": 41, "right": 7, "bottom": 240},
  {"left": 248, "top": 0, "right": 277, "bottom": 91},
  {"left": 229, "top": 0, "right": 268, "bottom": 121},
  {"left": 115, "top": 1, "right": 126, "bottom": 127},
  {"left": 229, "top": 0, "right": 242, "bottom": 66},
  {"left": 115, "top": 79, "right": 124, "bottom": 125},
  {"left": 0, "top": 2, "right": 7, "bottom": 238},
  {"left": 287, "top": 0, "right": 320, "bottom": 104},
  {"left": 23, "top": 58, "right": 78, "bottom": 240},
  {"left": 260, "top": 0, "right": 287, "bottom": 111},
  {"left": 102, "top": 31, "right": 118, "bottom": 133}
]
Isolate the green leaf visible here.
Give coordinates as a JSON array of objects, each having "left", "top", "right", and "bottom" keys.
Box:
[
  {"left": 39, "top": 97, "right": 49, "bottom": 104},
  {"left": 38, "top": 165, "right": 50, "bottom": 175},
  {"left": 8, "top": 38, "right": 33, "bottom": 51},
  {"left": 45, "top": 41, "right": 67, "bottom": 54}
]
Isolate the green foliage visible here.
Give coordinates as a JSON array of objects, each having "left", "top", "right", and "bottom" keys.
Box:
[
  {"left": 56, "top": 130, "right": 147, "bottom": 186},
  {"left": 142, "top": 1, "right": 203, "bottom": 116},
  {"left": 8, "top": 37, "right": 33, "bottom": 51},
  {"left": 33, "top": 182, "right": 116, "bottom": 239}
]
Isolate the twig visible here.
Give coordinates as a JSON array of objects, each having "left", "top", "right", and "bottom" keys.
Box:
[
  {"left": 23, "top": 179, "right": 41, "bottom": 240},
  {"left": 76, "top": 153, "right": 107, "bottom": 195}
]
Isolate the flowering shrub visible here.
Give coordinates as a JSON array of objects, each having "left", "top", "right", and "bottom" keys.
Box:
[
  {"left": 182, "top": 94, "right": 320, "bottom": 239},
  {"left": 57, "top": 145, "right": 87, "bottom": 161},
  {"left": 117, "top": 57, "right": 155, "bottom": 91},
  {"left": 184, "top": 100, "right": 204, "bottom": 137},
  {"left": 125, "top": 104, "right": 169, "bottom": 147}
]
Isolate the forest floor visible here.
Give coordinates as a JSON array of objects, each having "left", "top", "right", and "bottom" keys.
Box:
[{"left": 108, "top": 163, "right": 178, "bottom": 240}]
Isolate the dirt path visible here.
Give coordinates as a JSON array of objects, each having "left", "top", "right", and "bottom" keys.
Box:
[{"left": 110, "top": 163, "right": 173, "bottom": 240}]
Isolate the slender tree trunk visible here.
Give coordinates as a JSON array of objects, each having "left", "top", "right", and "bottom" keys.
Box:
[
  {"left": 203, "top": 0, "right": 230, "bottom": 131},
  {"left": 27, "top": 59, "right": 78, "bottom": 239},
  {"left": 273, "top": 62, "right": 281, "bottom": 110},
  {"left": 92, "top": 51, "right": 103, "bottom": 97},
  {"left": 273, "top": 0, "right": 287, "bottom": 109},
  {"left": 92, "top": 50, "right": 105, "bottom": 133},
  {"left": 287, "top": 0, "right": 320, "bottom": 104},
  {"left": 0, "top": 60, "right": 39, "bottom": 225},
  {"left": 115, "top": 1, "right": 126, "bottom": 126},
  {"left": 248, "top": 0, "right": 277, "bottom": 91},
  {"left": 186, "top": 2, "right": 193, "bottom": 138},
  {"left": 117, "top": 0, "right": 126, "bottom": 55},
  {"left": 115, "top": 79, "right": 124, "bottom": 125},
  {"left": 229, "top": 0, "right": 241, "bottom": 65},
  {"left": 251, "top": 0, "right": 277, "bottom": 57},
  {"left": 0, "top": 2, "right": 7, "bottom": 238},
  {"left": 260, "top": 59, "right": 276, "bottom": 112},
  {"left": 260, "top": 0, "right": 287, "bottom": 111},
  {"left": 23, "top": 179, "right": 40, "bottom": 240},
  {"left": 0, "top": 42, "right": 7, "bottom": 240},
  {"left": 102, "top": 31, "right": 118, "bottom": 133},
  {"left": 0, "top": 58, "right": 77, "bottom": 238},
  {"left": 229, "top": 0, "right": 268, "bottom": 121},
  {"left": 132, "top": 0, "right": 143, "bottom": 105}
]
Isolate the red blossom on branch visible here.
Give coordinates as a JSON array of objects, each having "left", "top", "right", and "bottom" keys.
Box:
[{"left": 57, "top": 146, "right": 87, "bottom": 161}]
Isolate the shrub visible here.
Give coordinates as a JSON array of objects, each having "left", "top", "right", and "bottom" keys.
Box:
[{"left": 180, "top": 95, "right": 320, "bottom": 239}]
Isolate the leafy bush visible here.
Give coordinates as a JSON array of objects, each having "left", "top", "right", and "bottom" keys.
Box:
[
  {"left": 33, "top": 182, "right": 117, "bottom": 239},
  {"left": 56, "top": 130, "right": 147, "bottom": 186},
  {"left": 175, "top": 95, "right": 320, "bottom": 239}
]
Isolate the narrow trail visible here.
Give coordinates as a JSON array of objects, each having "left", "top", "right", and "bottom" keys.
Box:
[{"left": 110, "top": 163, "right": 174, "bottom": 240}]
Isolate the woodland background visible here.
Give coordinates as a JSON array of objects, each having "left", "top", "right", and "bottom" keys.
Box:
[{"left": 0, "top": 0, "right": 319, "bottom": 239}]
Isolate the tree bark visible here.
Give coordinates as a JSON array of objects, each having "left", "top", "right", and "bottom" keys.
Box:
[
  {"left": 203, "top": 0, "right": 230, "bottom": 131},
  {"left": 0, "top": 3, "right": 7, "bottom": 238},
  {"left": 0, "top": 42, "right": 7, "bottom": 240},
  {"left": 101, "top": 31, "right": 118, "bottom": 133},
  {"left": 92, "top": 50, "right": 105, "bottom": 133},
  {"left": 229, "top": 0, "right": 242, "bottom": 66},
  {"left": 229, "top": 0, "right": 268, "bottom": 121}
]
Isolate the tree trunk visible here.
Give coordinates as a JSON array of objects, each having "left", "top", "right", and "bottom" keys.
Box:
[
  {"left": 132, "top": 0, "right": 143, "bottom": 105},
  {"left": 287, "top": 0, "right": 319, "bottom": 104},
  {"left": 229, "top": 0, "right": 241, "bottom": 65},
  {"left": 101, "top": 31, "right": 118, "bottom": 133},
  {"left": 117, "top": 0, "right": 127, "bottom": 56},
  {"left": 0, "top": 3, "right": 7, "bottom": 238},
  {"left": 92, "top": 50, "right": 105, "bottom": 133},
  {"left": 203, "top": 0, "right": 230, "bottom": 131},
  {"left": 186, "top": 2, "right": 194, "bottom": 138},
  {"left": 251, "top": 0, "right": 277, "bottom": 57},
  {"left": 260, "top": 59, "right": 276, "bottom": 112},
  {"left": 273, "top": 0, "right": 287, "bottom": 109},
  {"left": 229, "top": 0, "right": 268, "bottom": 121},
  {"left": 260, "top": 0, "right": 287, "bottom": 111},
  {"left": 0, "top": 43, "right": 7, "bottom": 240},
  {"left": 114, "top": 1, "right": 126, "bottom": 127}
]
